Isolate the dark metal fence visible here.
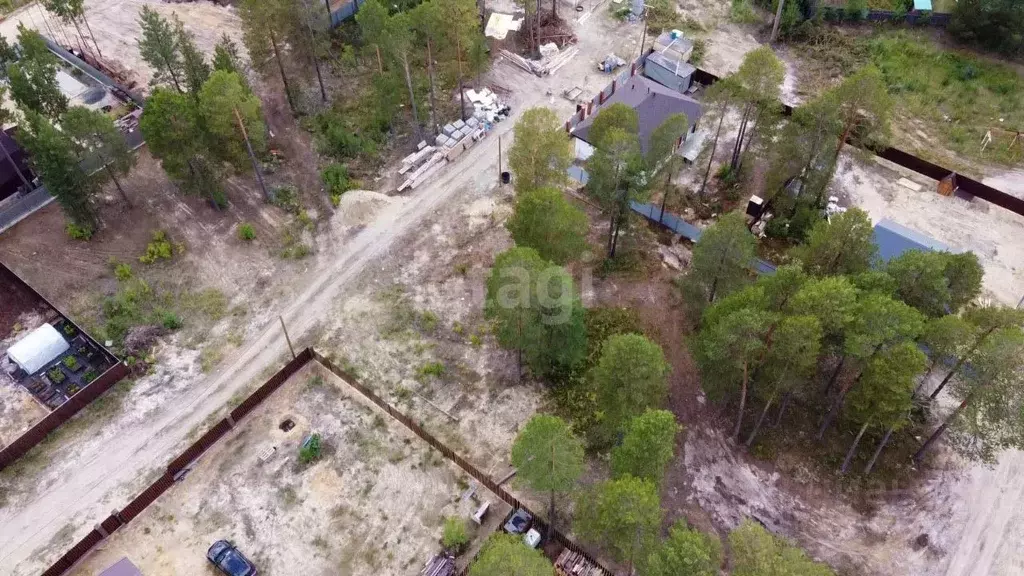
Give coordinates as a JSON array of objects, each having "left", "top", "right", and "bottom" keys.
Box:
[
  {"left": 39, "top": 349, "right": 313, "bottom": 576},
  {"left": 0, "top": 361, "right": 130, "bottom": 470},
  {"left": 40, "top": 348, "right": 611, "bottom": 576}
]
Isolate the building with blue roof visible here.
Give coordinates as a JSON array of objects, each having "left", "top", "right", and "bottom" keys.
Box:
[{"left": 872, "top": 218, "right": 950, "bottom": 262}]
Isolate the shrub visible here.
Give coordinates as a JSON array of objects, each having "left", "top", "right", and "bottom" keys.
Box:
[
  {"left": 441, "top": 517, "right": 470, "bottom": 552},
  {"left": 321, "top": 163, "right": 351, "bottom": 206},
  {"left": 114, "top": 262, "right": 133, "bottom": 281},
  {"left": 65, "top": 222, "right": 93, "bottom": 240},
  {"left": 139, "top": 231, "right": 174, "bottom": 264},
  {"left": 82, "top": 369, "right": 98, "bottom": 383},
  {"left": 272, "top": 186, "right": 300, "bottom": 214},
  {"left": 47, "top": 367, "right": 66, "bottom": 384},
  {"left": 418, "top": 361, "right": 445, "bottom": 378},
  {"left": 237, "top": 223, "right": 256, "bottom": 241},
  {"left": 161, "top": 311, "right": 184, "bottom": 330},
  {"left": 730, "top": 0, "right": 759, "bottom": 24},
  {"left": 299, "top": 433, "right": 323, "bottom": 464},
  {"left": 690, "top": 39, "right": 708, "bottom": 66},
  {"left": 63, "top": 356, "right": 79, "bottom": 370},
  {"left": 764, "top": 216, "right": 790, "bottom": 239}
]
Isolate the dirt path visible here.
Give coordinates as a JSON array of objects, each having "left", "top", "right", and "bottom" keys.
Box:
[{"left": 0, "top": 7, "right": 631, "bottom": 562}]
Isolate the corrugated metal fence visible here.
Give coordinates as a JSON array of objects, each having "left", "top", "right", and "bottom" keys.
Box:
[
  {"left": 39, "top": 349, "right": 313, "bottom": 576},
  {"left": 40, "top": 348, "right": 612, "bottom": 576}
]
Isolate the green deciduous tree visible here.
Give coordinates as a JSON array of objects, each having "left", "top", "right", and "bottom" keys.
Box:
[
  {"left": 507, "top": 187, "right": 588, "bottom": 265},
  {"left": 695, "top": 307, "right": 772, "bottom": 439},
  {"left": 590, "top": 334, "right": 669, "bottom": 446},
  {"left": 825, "top": 65, "right": 892, "bottom": 160},
  {"left": 18, "top": 112, "right": 97, "bottom": 233},
  {"left": 585, "top": 125, "right": 645, "bottom": 259},
  {"left": 840, "top": 342, "right": 925, "bottom": 473},
  {"left": 197, "top": 70, "right": 266, "bottom": 172},
  {"left": 728, "top": 47, "right": 785, "bottom": 171},
  {"left": 485, "top": 247, "right": 587, "bottom": 379},
  {"left": 137, "top": 6, "right": 184, "bottom": 92},
  {"left": 684, "top": 212, "right": 756, "bottom": 308},
  {"left": 611, "top": 409, "right": 680, "bottom": 486},
  {"left": 508, "top": 107, "right": 572, "bottom": 194},
  {"left": 62, "top": 106, "right": 136, "bottom": 206},
  {"left": 818, "top": 293, "right": 924, "bottom": 438},
  {"left": 927, "top": 305, "right": 1024, "bottom": 400},
  {"left": 642, "top": 521, "right": 722, "bottom": 576},
  {"left": 746, "top": 314, "right": 822, "bottom": 446},
  {"left": 576, "top": 476, "right": 662, "bottom": 572},
  {"left": 916, "top": 325, "right": 1024, "bottom": 464},
  {"left": 7, "top": 25, "right": 68, "bottom": 119},
  {"left": 139, "top": 87, "right": 225, "bottom": 207},
  {"left": 730, "top": 520, "right": 836, "bottom": 576},
  {"left": 587, "top": 102, "right": 639, "bottom": 151},
  {"left": 511, "top": 414, "right": 584, "bottom": 537},
  {"left": 648, "top": 112, "right": 689, "bottom": 220},
  {"left": 794, "top": 208, "right": 877, "bottom": 277},
  {"left": 469, "top": 533, "right": 554, "bottom": 576}
]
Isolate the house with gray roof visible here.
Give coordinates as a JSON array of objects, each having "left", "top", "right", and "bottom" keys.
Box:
[{"left": 571, "top": 73, "right": 703, "bottom": 161}]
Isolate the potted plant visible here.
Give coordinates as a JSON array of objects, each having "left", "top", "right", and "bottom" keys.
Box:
[
  {"left": 47, "top": 367, "right": 66, "bottom": 384},
  {"left": 63, "top": 355, "right": 81, "bottom": 372}
]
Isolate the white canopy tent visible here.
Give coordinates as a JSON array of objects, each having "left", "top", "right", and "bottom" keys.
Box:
[{"left": 6, "top": 323, "right": 69, "bottom": 374}]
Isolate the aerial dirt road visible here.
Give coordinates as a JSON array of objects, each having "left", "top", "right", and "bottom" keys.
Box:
[{"left": 0, "top": 62, "right": 562, "bottom": 575}]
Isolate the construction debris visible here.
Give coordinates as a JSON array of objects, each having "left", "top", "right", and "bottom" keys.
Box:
[
  {"left": 555, "top": 548, "right": 603, "bottom": 576},
  {"left": 484, "top": 12, "right": 524, "bottom": 40},
  {"left": 500, "top": 46, "right": 580, "bottom": 77},
  {"left": 419, "top": 552, "right": 456, "bottom": 576},
  {"left": 598, "top": 53, "right": 626, "bottom": 73}
]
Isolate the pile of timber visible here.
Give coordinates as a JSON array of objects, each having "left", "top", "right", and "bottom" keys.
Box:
[
  {"left": 398, "top": 143, "right": 446, "bottom": 192},
  {"left": 419, "top": 552, "right": 455, "bottom": 576},
  {"left": 555, "top": 548, "right": 603, "bottom": 576},
  {"left": 500, "top": 46, "right": 579, "bottom": 77}
]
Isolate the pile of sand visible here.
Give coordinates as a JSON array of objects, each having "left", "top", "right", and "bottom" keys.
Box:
[{"left": 331, "top": 190, "right": 394, "bottom": 230}]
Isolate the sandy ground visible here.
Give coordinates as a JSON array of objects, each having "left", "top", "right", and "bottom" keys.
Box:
[
  {"left": 68, "top": 362, "right": 497, "bottom": 576},
  {"left": 0, "top": 4, "right": 642, "bottom": 574},
  {"left": 831, "top": 153, "right": 1024, "bottom": 306},
  {"left": 0, "top": 310, "right": 51, "bottom": 447},
  {"left": 0, "top": 0, "right": 243, "bottom": 90}
]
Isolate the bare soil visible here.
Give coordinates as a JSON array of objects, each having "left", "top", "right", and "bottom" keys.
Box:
[{"left": 67, "top": 363, "right": 497, "bottom": 576}]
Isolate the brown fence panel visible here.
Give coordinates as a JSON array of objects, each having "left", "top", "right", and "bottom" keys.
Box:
[
  {"left": 230, "top": 348, "right": 314, "bottom": 422},
  {"left": 312, "top": 351, "right": 612, "bottom": 576},
  {"left": 0, "top": 361, "right": 130, "bottom": 471},
  {"left": 118, "top": 473, "right": 176, "bottom": 523},
  {"left": 166, "top": 419, "right": 233, "bottom": 475},
  {"left": 39, "top": 530, "right": 104, "bottom": 576}
]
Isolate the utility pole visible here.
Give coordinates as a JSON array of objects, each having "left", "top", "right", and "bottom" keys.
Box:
[
  {"left": 234, "top": 107, "right": 270, "bottom": 202},
  {"left": 426, "top": 39, "right": 438, "bottom": 136},
  {"left": 279, "top": 315, "right": 296, "bottom": 359},
  {"left": 498, "top": 134, "right": 503, "bottom": 185}
]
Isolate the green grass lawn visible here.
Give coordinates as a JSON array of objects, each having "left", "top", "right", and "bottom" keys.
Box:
[{"left": 866, "top": 31, "right": 1024, "bottom": 167}]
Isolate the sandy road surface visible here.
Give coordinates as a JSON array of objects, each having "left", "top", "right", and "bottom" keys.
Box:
[{"left": 0, "top": 70, "right": 535, "bottom": 576}]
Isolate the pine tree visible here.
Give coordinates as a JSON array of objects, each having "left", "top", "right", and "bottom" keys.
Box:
[{"left": 137, "top": 6, "right": 185, "bottom": 92}]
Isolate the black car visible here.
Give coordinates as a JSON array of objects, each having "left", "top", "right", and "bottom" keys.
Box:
[
  {"left": 503, "top": 509, "right": 533, "bottom": 534},
  {"left": 207, "top": 540, "right": 258, "bottom": 576}
]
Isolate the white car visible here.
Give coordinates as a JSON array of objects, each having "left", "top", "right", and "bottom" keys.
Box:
[{"left": 523, "top": 528, "right": 542, "bottom": 549}]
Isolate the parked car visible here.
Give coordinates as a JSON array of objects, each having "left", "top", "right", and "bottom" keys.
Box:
[
  {"left": 523, "top": 528, "right": 542, "bottom": 549},
  {"left": 207, "top": 540, "right": 258, "bottom": 576},
  {"left": 503, "top": 509, "right": 532, "bottom": 534}
]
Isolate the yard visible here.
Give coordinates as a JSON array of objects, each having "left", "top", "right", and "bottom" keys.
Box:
[{"left": 67, "top": 362, "right": 503, "bottom": 576}]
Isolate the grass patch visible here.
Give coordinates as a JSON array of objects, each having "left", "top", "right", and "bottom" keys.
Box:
[
  {"left": 378, "top": 286, "right": 442, "bottom": 338},
  {"left": 139, "top": 231, "right": 176, "bottom": 264},
  {"left": 417, "top": 361, "right": 445, "bottom": 379},
  {"left": 237, "top": 223, "right": 256, "bottom": 241},
  {"left": 730, "top": 0, "right": 760, "bottom": 24},
  {"left": 798, "top": 29, "right": 1024, "bottom": 169},
  {"left": 199, "top": 344, "right": 224, "bottom": 373}
]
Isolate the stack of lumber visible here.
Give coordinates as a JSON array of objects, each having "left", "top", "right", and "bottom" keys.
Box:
[
  {"left": 500, "top": 46, "right": 579, "bottom": 77},
  {"left": 555, "top": 548, "right": 604, "bottom": 576},
  {"left": 419, "top": 553, "right": 455, "bottom": 576}
]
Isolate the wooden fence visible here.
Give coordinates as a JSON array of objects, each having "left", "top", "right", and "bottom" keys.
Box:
[{"left": 40, "top": 348, "right": 613, "bottom": 576}]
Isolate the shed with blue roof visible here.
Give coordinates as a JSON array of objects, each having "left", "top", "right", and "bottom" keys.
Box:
[{"left": 872, "top": 218, "right": 950, "bottom": 262}]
